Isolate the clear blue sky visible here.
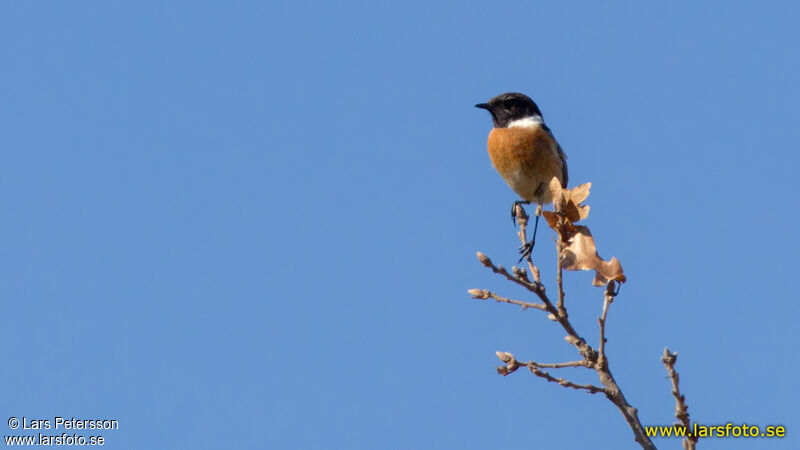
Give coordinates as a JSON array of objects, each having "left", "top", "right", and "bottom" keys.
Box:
[{"left": 1, "top": 2, "right": 798, "bottom": 449}]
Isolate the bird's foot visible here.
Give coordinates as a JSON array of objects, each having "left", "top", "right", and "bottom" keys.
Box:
[
  {"left": 511, "top": 200, "right": 531, "bottom": 227},
  {"left": 518, "top": 239, "right": 535, "bottom": 263}
]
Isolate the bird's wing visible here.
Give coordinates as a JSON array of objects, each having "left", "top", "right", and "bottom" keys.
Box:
[{"left": 542, "top": 124, "right": 568, "bottom": 188}]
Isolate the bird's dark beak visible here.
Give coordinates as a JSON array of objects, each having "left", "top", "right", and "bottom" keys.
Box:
[{"left": 475, "top": 103, "right": 491, "bottom": 110}]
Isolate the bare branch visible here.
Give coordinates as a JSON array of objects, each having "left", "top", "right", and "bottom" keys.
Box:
[
  {"left": 475, "top": 251, "right": 596, "bottom": 361},
  {"left": 476, "top": 252, "right": 540, "bottom": 294},
  {"left": 557, "top": 243, "right": 567, "bottom": 316},
  {"left": 467, "top": 289, "right": 547, "bottom": 311},
  {"left": 529, "top": 365, "right": 606, "bottom": 394},
  {"left": 597, "top": 282, "right": 616, "bottom": 368},
  {"left": 471, "top": 192, "right": 661, "bottom": 449},
  {"left": 662, "top": 348, "right": 697, "bottom": 450},
  {"left": 494, "top": 352, "right": 598, "bottom": 393},
  {"left": 525, "top": 359, "right": 592, "bottom": 369}
]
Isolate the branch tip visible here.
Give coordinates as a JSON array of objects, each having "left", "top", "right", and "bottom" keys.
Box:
[
  {"left": 476, "top": 252, "right": 491, "bottom": 266},
  {"left": 496, "top": 351, "right": 514, "bottom": 363},
  {"left": 468, "top": 288, "right": 489, "bottom": 299}
]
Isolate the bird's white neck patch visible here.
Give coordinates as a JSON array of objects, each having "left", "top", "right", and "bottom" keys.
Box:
[{"left": 506, "top": 115, "right": 543, "bottom": 128}]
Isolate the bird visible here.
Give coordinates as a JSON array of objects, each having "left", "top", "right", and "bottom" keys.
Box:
[{"left": 475, "top": 92, "right": 568, "bottom": 260}]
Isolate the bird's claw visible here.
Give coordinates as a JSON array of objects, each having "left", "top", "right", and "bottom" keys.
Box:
[
  {"left": 511, "top": 201, "right": 530, "bottom": 227},
  {"left": 518, "top": 240, "right": 535, "bottom": 263}
]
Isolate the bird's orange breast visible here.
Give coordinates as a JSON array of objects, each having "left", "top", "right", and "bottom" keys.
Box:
[{"left": 487, "top": 125, "right": 565, "bottom": 204}]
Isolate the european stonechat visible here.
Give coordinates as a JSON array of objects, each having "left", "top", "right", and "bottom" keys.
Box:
[{"left": 476, "top": 92, "right": 568, "bottom": 259}]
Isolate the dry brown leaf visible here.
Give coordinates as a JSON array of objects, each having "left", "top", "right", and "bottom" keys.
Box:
[
  {"left": 578, "top": 204, "right": 591, "bottom": 221},
  {"left": 570, "top": 182, "right": 591, "bottom": 204},
  {"left": 548, "top": 178, "right": 567, "bottom": 216},
  {"left": 542, "top": 210, "right": 559, "bottom": 229},
  {"left": 564, "top": 203, "right": 582, "bottom": 223},
  {"left": 568, "top": 183, "right": 591, "bottom": 222},
  {"left": 547, "top": 180, "right": 591, "bottom": 224},
  {"left": 561, "top": 225, "right": 627, "bottom": 286},
  {"left": 542, "top": 180, "right": 623, "bottom": 286}
]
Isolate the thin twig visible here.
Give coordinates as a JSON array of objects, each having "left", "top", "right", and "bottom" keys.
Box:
[
  {"left": 468, "top": 289, "right": 547, "bottom": 311},
  {"left": 549, "top": 203, "right": 567, "bottom": 317},
  {"left": 495, "top": 352, "right": 599, "bottom": 392},
  {"left": 476, "top": 252, "right": 595, "bottom": 360},
  {"left": 524, "top": 359, "right": 592, "bottom": 369},
  {"left": 476, "top": 252, "right": 540, "bottom": 294},
  {"left": 528, "top": 366, "right": 606, "bottom": 394},
  {"left": 556, "top": 241, "right": 566, "bottom": 316},
  {"left": 597, "top": 282, "right": 615, "bottom": 368},
  {"left": 662, "top": 348, "right": 697, "bottom": 450}
]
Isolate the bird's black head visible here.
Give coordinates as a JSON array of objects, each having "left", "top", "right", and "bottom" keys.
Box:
[{"left": 475, "top": 92, "right": 543, "bottom": 128}]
